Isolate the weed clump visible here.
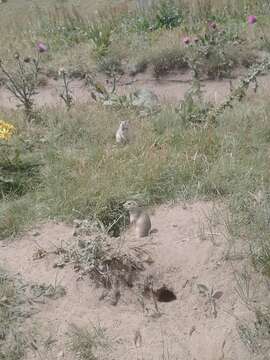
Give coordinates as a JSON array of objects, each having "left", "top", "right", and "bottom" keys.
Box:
[
  {"left": 68, "top": 324, "right": 108, "bottom": 360},
  {"left": 0, "top": 270, "right": 28, "bottom": 360},
  {"left": 0, "top": 121, "right": 41, "bottom": 199},
  {"left": 151, "top": 48, "right": 188, "bottom": 77},
  {"left": 59, "top": 229, "right": 146, "bottom": 290},
  {"left": 0, "top": 50, "right": 45, "bottom": 120}
]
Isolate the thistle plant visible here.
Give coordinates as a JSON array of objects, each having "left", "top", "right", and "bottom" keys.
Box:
[
  {"left": 0, "top": 52, "right": 41, "bottom": 120},
  {"left": 59, "top": 68, "right": 73, "bottom": 110},
  {"left": 180, "top": 57, "right": 270, "bottom": 125},
  {"left": 207, "top": 58, "right": 270, "bottom": 124},
  {"left": 183, "top": 21, "right": 239, "bottom": 79}
]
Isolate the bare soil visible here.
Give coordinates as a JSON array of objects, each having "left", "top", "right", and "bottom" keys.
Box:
[
  {"left": 1, "top": 70, "right": 270, "bottom": 109},
  {"left": 1, "top": 201, "right": 267, "bottom": 360}
]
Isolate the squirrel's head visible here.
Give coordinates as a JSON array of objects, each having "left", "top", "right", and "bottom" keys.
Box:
[
  {"left": 120, "top": 120, "right": 129, "bottom": 130},
  {"left": 123, "top": 200, "right": 140, "bottom": 212}
]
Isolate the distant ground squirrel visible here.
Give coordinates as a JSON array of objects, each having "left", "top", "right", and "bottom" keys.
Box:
[
  {"left": 123, "top": 200, "right": 151, "bottom": 237},
  {"left": 116, "top": 120, "right": 129, "bottom": 145}
]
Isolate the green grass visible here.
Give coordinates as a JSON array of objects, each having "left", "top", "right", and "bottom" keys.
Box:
[
  {"left": 1, "top": 89, "right": 270, "bottom": 238},
  {"left": 0, "top": 0, "right": 267, "bottom": 78},
  {"left": 0, "top": 269, "right": 27, "bottom": 360}
]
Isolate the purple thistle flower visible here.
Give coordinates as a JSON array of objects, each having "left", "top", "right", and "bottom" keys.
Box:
[
  {"left": 183, "top": 36, "right": 191, "bottom": 45},
  {"left": 247, "top": 15, "right": 257, "bottom": 25},
  {"left": 36, "top": 41, "right": 48, "bottom": 53}
]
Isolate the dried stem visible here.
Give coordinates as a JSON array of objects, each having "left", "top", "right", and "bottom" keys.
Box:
[
  {"left": 0, "top": 52, "right": 40, "bottom": 120},
  {"left": 59, "top": 70, "right": 73, "bottom": 110}
]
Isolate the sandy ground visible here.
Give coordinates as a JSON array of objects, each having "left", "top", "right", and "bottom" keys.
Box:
[
  {"left": 0, "top": 70, "right": 270, "bottom": 109},
  {"left": 1, "top": 201, "right": 268, "bottom": 360}
]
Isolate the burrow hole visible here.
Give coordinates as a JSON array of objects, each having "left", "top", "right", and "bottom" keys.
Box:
[{"left": 155, "top": 285, "right": 177, "bottom": 303}]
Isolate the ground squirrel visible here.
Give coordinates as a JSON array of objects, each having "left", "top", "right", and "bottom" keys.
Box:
[
  {"left": 123, "top": 200, "right": 151, "bottom": 237},
  {"left": 116, "top": 120, "right": 129, "bottom": 145}
]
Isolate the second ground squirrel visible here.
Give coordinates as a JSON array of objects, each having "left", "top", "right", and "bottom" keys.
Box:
[
  {"left": 123, "top": 200, "right": 151, "bottom": 237},
  {"left": 116, "top": 120, "right": 129, "bottom": 145}
]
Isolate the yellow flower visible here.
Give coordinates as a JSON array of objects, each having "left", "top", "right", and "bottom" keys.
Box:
[{"left": 0, "top": 120, "right": 15, "bottom": 140}]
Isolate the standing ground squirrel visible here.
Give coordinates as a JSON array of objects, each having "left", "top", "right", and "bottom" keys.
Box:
[
  {"left": 116, "top": 120, "right": 129, "bottom": 145},
  {"left": 123, "top": 200, "right": 151, "bottom": 237}
]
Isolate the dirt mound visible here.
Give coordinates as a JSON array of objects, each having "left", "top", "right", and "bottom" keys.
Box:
[{"left": 0, "top": 202, "right": 261, "bottom": 359}]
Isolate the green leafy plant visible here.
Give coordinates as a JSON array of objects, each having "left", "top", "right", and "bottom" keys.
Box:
[
  {"left": 184, "top": 22, "right": 243, "bottom": 79},
  {"left": 88, "top": 22, "right": 113, "bottom": 59},
  {"left": 197, "top": 283, "right": 223, "bottom": 318},
  {"left": 0, "top": 124, "right": 40, "bottom": 198},
  {"left": 178, "top": 79, "right": 213, "bottom": 124},
  {"left": 153, "top": 0, "right": 183, "bottom": 30}
]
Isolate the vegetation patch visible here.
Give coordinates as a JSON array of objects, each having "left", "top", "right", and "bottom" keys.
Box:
[
  {"left": 0, "top": 269, "right": 28, "bottom": 360},
  {"left": 68, "top": 324, "right": 109, "bottom": 360}
]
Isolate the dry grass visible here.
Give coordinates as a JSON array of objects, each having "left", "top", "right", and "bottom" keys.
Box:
[
  {"left": 0, "top": 0, "right": 267, "bottom": 79},
  {"left": 68, "top": 323, "right": 109, "bottom": 360},
  {"left": 0, "top": 269, "right": 27, "bottom": 360}
]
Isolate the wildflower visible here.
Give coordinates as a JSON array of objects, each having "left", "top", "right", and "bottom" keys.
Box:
[
  {"left": 36, "top": 41, "right": 48, "bottom": 53},
  {"left": 247, "top": 15, "right": 257, "bottom": 25},
  {"left": 0, "top": 120, "right": 15, "bottom": 140},
  {"left": 183, "top": 36, "right": 191, "bottom": 45}
]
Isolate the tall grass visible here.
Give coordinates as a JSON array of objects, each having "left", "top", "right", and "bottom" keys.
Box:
[
  {"left": 0, "top": 269, "right": 27, "bottom": 360},
  {"left": 1, "top": 93, "right": 270, "bottom": 238}
]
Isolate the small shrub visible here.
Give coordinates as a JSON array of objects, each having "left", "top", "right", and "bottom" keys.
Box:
[
  {"left": 97, "top": 55, "right": 123, "bottom": 76},
  {"left": 129, "top": 12, "right": 152, "bottom": 32},
  {"left": 88, "top": 22, "right": 113, "bottom": 60},
  {"left": 0, "top": 196, "right": 37, "bottom": 239},
  {"left": 95, "top": 198, "right": 128, "bottom": 237},
  {"left": 183, "top": 22, "right": 249, "bottom": 79},
  {"left": 0, "top": 125, "right": 41, "bottom": 199},
  {"left": 178, "top": 80, "right": 213, "bottom": 124},
  {"left": 153, "top": 0, "right": 183, "bottom": 30},
  {"left": 151, "top": 48, "right": 187, "bottom": 77},
  {"left": 127, "top": 0, "right": 184, "bottom": 33},
  {"left": 0, "top": 160, "right": 40, "bottom": 199},
  {"left": 0, "top": 53, "right": 41, "bottom": 119}
]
